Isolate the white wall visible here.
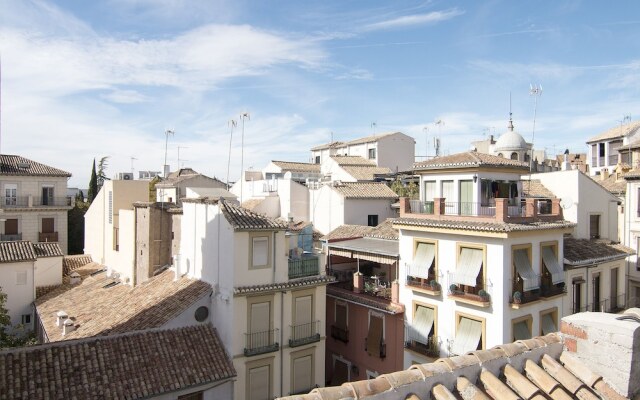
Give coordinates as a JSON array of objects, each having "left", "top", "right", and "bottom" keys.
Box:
[
  {"left": 0, "top": 261, "right": 35, "bottom": 326},
  {"left": 34, "top": 256, "right": 63, "bottom": 287},
  {"left": 309, "top": 185, "right": 344, "bottom": 235},
  {"left": 277, "top": 179, "right": 310, "bottom": 221},
  {"left": 378, "top": 132, "right": 415, "bottom": 172},
  {"left": 343, "top": 198, "right": 394, "bottom": 227}
]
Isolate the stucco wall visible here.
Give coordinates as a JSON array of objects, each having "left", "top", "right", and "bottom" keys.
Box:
[
  {"left": 343, "top": 198, "right": 394, "bottom": 227},
  {"left": 34, "top": 256, "right": 63, "bottom": 287},
  {"left": 377, "top": 133, "right": 415, "bottom": 172},
  {"left": 309, "top": 186, "right": 344, "bottom": 235},
  {"left": 0, "top": 261, "right": 35, "bottom": 326}
]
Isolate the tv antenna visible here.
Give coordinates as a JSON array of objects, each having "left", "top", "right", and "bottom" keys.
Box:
[
  {"left": 530, "top": 84, "right": 542, "bottom": 171},
  {"left": 130, "top": 156, "right": 137, "bottom": 174},
  {"left": 422, "top": 126, "right": 429, "bottom": 160},
  {"left": 163, "top": 129, "right": 174, "bottom": 178},
  {"left": 226, "top": 119, "right": 237, "bottom": 191},
  {"left": 177, "top": 146, "right": 188, "bottom": 168},
  {"left": 620, "top": 115, "right": 632, "bottom": 126},
  {"left": 239, "top": 112, "right": 250, "bottom": 204},
  {"left": 371, "top": 122, "right": 377, "bottom": 135},
  {"left": 435, "top": 119, "right": 445, "bottom": 157}
]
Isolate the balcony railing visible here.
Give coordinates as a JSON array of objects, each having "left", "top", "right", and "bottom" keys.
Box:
[
  {"left": 405, "top": 329, "right": 440, "bottom": 358},
  {"left": 330, "top": 325, "right": 349, "bottom": 343},
  {"left": 289, "top": 320, "right": 321, "bottom": 348},
  {"left": 39, "top": 232, "right": 59, "bottom": 242},
  {"left": 443, "top": 202, "right": 497, "bottom": 217},
  {"left": 409, "top": 200, "right": 434, "bottom": 214},
  {"left": 0, "top": 233, "right": 22, "bottom": 241},
  {"left": 244, "top": 329, "right": 279, "bottom": 357},
  {"left": 540, "top": 283, "right": 566, "bottom": 298},
  {"left": 406, "top": 274, "right": 441, "bottom": 294},
  {"left": 1, "top": 196, "right": 28, "bottom": 207},
  {"left": 448, "top": 273, "right": 491, "bottom": 306},
  {"left": 364, "top": 337, "right": 386, "bottom": 359},
  {"left": 36, "top": 197, "right": 70, "bottom": 207},
  {"left": 288, "top": 256, "right": 319, "bottom": 279},
  {"left": 609, "top": 293, "right": 626, "bottom": 312}
]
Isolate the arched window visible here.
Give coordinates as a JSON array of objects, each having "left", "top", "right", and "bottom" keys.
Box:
[{"left": 511, "top": 152, "right": 519, "bottom": 160}]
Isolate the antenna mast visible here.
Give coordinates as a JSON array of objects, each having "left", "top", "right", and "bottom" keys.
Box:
[
  {"left": 423, "top": 126, "right": 429, "bottom": 161},
  {"left": 529, "top": 84, "right": 542, "bottom": 172},
  {"left": 239, "top": 112, "right": 250, "bottom": 204},
  {"left": 435, "top": 119, "right": 444, "bottom": 157},
  {"left": 163, "top": 129, "right": 174, "bottom": 178},
  {"left": 130, "top": 156, "right": 137, "bottom": 174},
  {"left": 226, "top": 119, "right": 237, "bottom": 191}
]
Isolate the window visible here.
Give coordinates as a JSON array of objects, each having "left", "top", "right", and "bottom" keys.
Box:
[
  {"left": 16, "top": 271, "right": 27, "bottom": 285},
  {"left": 21, "top": 314, "right": 31, "bottom": 325},
  {"left": 599, "top": 142, "right": 605, "bottom": 157},
  {"left": 178, "top": 393, "right": 203, "bottom": 400},
  {"left": 540, "top": 308, "right": 558, "bottom": 336},
  {"left": 247, "top": 364, "right": 271, "bottom": 400},
  {"left": 41, "top": 186, "right": 54, "bottom": 205},
  {"left": 368, "top": 148, "right": 376, "bottom": 160},
  {"left": 611, "top": 268, "right": 620, "bottom": 310},
  {"left": 331, "top": 301, "right": 349, "bottom": 343},
  {"left": 4, "top": 184, "right": 16, "bottom": 205},
  {"left": 331, "top": 356, "right": 350, "bottom": 386},
  {"left": 42, "top": 218, "right": 54, "bottom": 234},
  {"left": 315, "top": 155, "right": 320, "bottom": 164},
  {"left": 441, "top": 180, "right": 454, "bottom": 202},
  {"left": 108, "top": 191, "right": 113, "bottom": 224},
  {"left": 423, "top": 181, "right": 436, "bottom": 202},
  {"left": 512, "top": 315, "right": 532, "bottom": 341},
  {"left": 4, "top": 219, "right": 18, "bottom": 235},
  {"left": 367, "top": 214, "right": 378, "bottom": 227},
  {"left": 572, "top": 277, "right": 584, "bottom": 313},
  {"left": 408, "top": 303, "right": 436, "bottom": 354},
  {"left": 292, "top": 293, "right": 313, "bottom": 341},
  {"left": 593, "top": 272, "right": 601, "bottom": 311},
  {"left": 451, "top": 314, "right": 484, "bottom": 355},
  {"left": 589, "top": 214, "right": 600, "bottom": 239},
  {"left": 510, "top": 152, "right": 519, "bottom": 160},
  {"left": 366, "top": 311, "right": 385, "bottom": 358},
  {"left": 451, "top": 245, "right": 484, "bottom": 294},
  {"left": 251, "top": 236, "right": 269, "bottom": 268},
  {"left": 512, "top": 246, "right": 539, "bottom": 293},
  {"left": 408, "top": 241, "right": 436, "bottom": 286},
  {"left": 291, "top": 350, "right": 314, "bottom": 395}
]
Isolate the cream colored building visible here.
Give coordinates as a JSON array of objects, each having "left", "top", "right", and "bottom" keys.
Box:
[
  {"left": 0, "top": 154, "right": 72, "bottom": 253},
  {"left": 179, "top": 198, "right": 333, "bottom": 399}
]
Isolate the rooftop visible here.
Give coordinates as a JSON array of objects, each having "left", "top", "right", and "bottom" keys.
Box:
[
  {"left": 331, "top": 182, "right": 398, "bottom": 199},
  {"left": 62, "top": 254, "right": 93, "bottom": 275},
  {"left": 322, "top": 219, "right": 399, "bottom": 242},
  {"left": 0, "top": 324, "right": 235, "bottom": 400},
  {"left": 271, "top": 160, "right": 321, "bottom": 173},
  {"left": 394, "top": 217, "right": 575, "bottom": 233},
  {"left": 35, "top": 263, "right": 212, "bottom": 341},
  {"left": 341, "top": 165, "right": 393, "bottom": 180},
  {"left": 0, "top": 154, "right": 71, "bottom": 177},
  {"left": 0, "top": 241, "right": 37, "bottom": 263},
  {"left": 521, "top": 180, "right": 556, "bottom": 198},
  {"left": 564, "top": 238, "right": 635, "bottom": 266},
  {"left": 221, "top": 200, "right": 289, "bottom": 230},
  {"left": 32, "top": 242, "right": 63, "bottom": 258},
  {"left": 590, "top": 173, "right": 627, "bottom": 196},
  {"left": 330, "top": 155, "right": 377, "bottom": 166},
  {"left": 234, "top": 275, "right": 335, "bottom": 295},
  {"left": 413, "top": 151, "right": 529, "bottom": 171},
  {"left": 310, "top": 140, "right": 345, "bottom": 151},
  {"left": 156, "top": 167, "right": 224, "bottom": 186},
  {"left": 586, "top": 120, "right": 640, "bottom": 143},
  {"left": 327, "top": 284, "right": 404, "bottom": 314},
  {"left": 311, "top": 132, "right": 403, "bottom": 151}
]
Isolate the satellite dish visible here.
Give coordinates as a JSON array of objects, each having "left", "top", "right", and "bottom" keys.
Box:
[{"left": 561, "top": 197, "right": 573, "bottom": 209}]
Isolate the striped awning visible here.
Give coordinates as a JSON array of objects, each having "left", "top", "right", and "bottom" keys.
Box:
[
  {"left": 413, "top": 305, "right": 434, "bottom": 343},
  {"left": 513, "top": 321, "right": 531, "bottom": 341},
  {"left": 410, "top": 243, "right": 435, "bottom": 279},
  {"left": 542, "top": 247, "right": 564, "bottom": 285},
  {"left": 329, "top": 238, "right": 399, "bottom": 265},
  {"left": 451, "top": 248, "right": 483, "bottom": 286},
  {"left": 514, "top": 249, "right": 540, "bottom": 291},
  {"left": 330, "top": 248, "right": 353, "bottom": 258},
  {"left": 541, "top": 313, "right": 557, "bottom": 335},
  {"left": 451, "top": 317, "right": 482, "bottom": 356}
]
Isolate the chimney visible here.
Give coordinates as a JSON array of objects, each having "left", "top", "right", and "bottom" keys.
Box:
[
  {"left": 69, "top": 272, "right": 81, "bottom": 285},
  {"left": 56, "top": 311, "right": 68, "bottom": 327},
  {"left": 562, "top": 152, "right": 571, "bottom": 171},
  {"left": 601, "top": 168, "right": 609, "bottom": 180},
  {"left": 164, "top": 164, "right": 170, "bottom": 178},
  {"left": 353, "top": 272, "right": 364, "bottom": 294},
  {"left": 560, "top": 310, "right": 640, "bottom": 398},
  {"left": 62, "top": 318, "right": 75, "bottom": 336},
  {"left": 173, "top": 254, "right": 182, "bottom": 281}
]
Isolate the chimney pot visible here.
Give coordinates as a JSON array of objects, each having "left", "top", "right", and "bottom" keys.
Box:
[
  {"left": 56, "top": 311, "right": 68, "bottom": 327},
  {"left": 62, "top": 318, "right": 75, "bottom": 335}
]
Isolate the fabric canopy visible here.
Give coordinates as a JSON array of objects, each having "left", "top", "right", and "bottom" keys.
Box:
[
  {"left": 542, "top": 247, "right": 565, "bottom": 285},
  {"left": 452, "top": 248, "right": 483, "bottom": 286},
  {"left": 330, "top": 249, "right": 353, "bottom": 258},
  {"left": 413, "top": 305, "right": 435, "bottom": 343},
  {"left": 541, "top": 313, "right": 557, "bottom": 336},
  {"left": 513, "top": 249, "right": 540, "bottom": 291},
  {"left": 354, "top": 252, "right": 397, "bottom": 264},
  {"left": 411, "top": 243, "right": 435, "bottom": 279},
  {"left": 513, "top": 321, "right": 531, "bottom": 341},
  {"left": 451, "top": 317, "right": 482, "bottom": 356}
]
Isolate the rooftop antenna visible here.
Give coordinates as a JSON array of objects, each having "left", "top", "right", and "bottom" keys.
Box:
[
  {"left": 226, "top": 119, "right": 237, "bottom": 191},
  {"left": 177, "top": 146, "right": 188, "bottom": 168},
  {"left": 371, "top": 122, "right": 377, "bottom": 135},
  {"left": 422, "top": 126, "right": 429, "bottom": 161},
  {"left": 239, "top": 112, "right": 250, "bottom": 204},
  {"left": 620, "top": 115, "right": 632, "bottom": 126},
  {"left": 163, "top": 129, "right": 174, "bottom": 178},
  {"left": 529, "top": 84, "right": 542, "bottom": 172},
  {"left": 1, "top": 53, "right": 2, "bottom": 155},
  {"left": 435, "top": 119, "right": 444, "bottom": 157},
  {"left": 130, "top": 156, "right": 137, "bottom": 174}
]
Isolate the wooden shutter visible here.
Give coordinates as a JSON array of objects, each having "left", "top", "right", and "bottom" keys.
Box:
[
  {"left": 250, "top": 302, "right": 270, "bottom": 333},
  {"left": 248, "top": 365, "right": 270, "bottom": 400},
  {"left": 335, "top": 303, "right": 347, "bottom": 329},
  {"left": 292, "top": 355, "right": 313, "bottom": 394},
  {"left": 331, "top": 359, "right": 349, "bottom": 386},
  {"left": 295, "top": 295, "right": 312, "bottom": 325},
  {"left": 366, "top": 315, "right": 383, "bottom": 357},
  {"left": 42, "top": 218, "right": 54, "bottom": 233},
  {"left": 5, "top": 219, "right": 18, "bottom": 235}
]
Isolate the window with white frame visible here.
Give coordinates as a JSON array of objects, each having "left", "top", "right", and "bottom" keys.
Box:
[
  {"left": 4, "top": 184, "right": 17, "bottom": 206},
  {"left": 368, "top": 148, "right": 376, "bottom": 160},
  {"left": 366, "top": 311, "right": 385, "bottom": 358},
  {"left": 252, "top": 236, "right": 269, "bottom": 268}
]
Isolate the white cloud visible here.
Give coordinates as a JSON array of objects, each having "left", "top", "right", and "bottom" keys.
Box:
[
  {"left": 362, "top": 8, "right": 464, "bottom": 32},
  {"left": 101, "top": 90, "right": 150, "bottom": 104}
]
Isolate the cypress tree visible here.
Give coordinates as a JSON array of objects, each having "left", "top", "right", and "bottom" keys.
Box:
[{"left": 88, "top": 159, "right": 98, "bottom": 203}]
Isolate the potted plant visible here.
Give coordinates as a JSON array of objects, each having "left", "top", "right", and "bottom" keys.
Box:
[
  {"left": 478, "top": 289, "right": 490, "bottom": 302},
  {"left": 429, "top": 280, "right": 440, "bottom": 291},
  {"left": 449, "top": 284, "right": 458, "bottom": 295},
  {"left": 513, "top": 291, "right": 522, "bottom": 304}
]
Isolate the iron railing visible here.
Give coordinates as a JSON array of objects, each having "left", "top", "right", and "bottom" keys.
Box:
[
  {"left": 288, "top": 256, "right": 319, "bottom": 279},
  {"left": 0, "top": 233, "right": 22, "bottom": 241},
  {"left": 1, "top": 196, "right": 28, "bottom": 207},
  {"left": 35, "top": 197, "right": 69, "bottom": 207},
  {"left": 289, "top": 320, "right": 320, "bottom": 347},
  {"left": 409, "top": 200, "right": 434, "bottom": 214},
  {"left": 540, "top": 283, "right": 566, "bottom": 298},
  {"left": 330, "top": 325, "right": 349, "bottom": 343},
  {"left": 364, "top": 337, "right": 386, "bottom": 359},
  {"left": 443, "top": 202, "right": 496, "bottom": 217},
  {"left": 406, "top": 275, "right": 441, "bottom": 292},
  {"left": 507, "top": 205, "right": 525, "bottom": 217},
  {"left": 244, "top": 328, "right": 279, "bottom": 356},
  {"left": 39, "top": 232, "right": 58, "bottom": 242},
  {"left": 448, "top": 272, "right": 491, "bottom": 303}
]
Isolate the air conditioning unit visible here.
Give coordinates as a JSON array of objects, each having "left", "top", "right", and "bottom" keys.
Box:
[{"left": 117, "top": 172, "right": 134, "bottom": 181}]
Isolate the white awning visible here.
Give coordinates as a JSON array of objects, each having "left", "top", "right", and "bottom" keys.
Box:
[
  {"left": 541, "top": 313, "right": 557, "bottom": 335},
  {"left": 451, "top": 317, "right": 482, "bottom": 356},
  {"left": 330, "top": 249, "right": 353, "bottom": 258},
  {"left": 410, "top": 243, "right": 435, "bottom": 279},
  {"left": 542, "top": 247, "right": 564, "bottom": 285},
  {"left": 514, "top": 249, "right": 540, "bottom": 291},
  {"left": 452, "top": 248, "right": 483, "bottom": 286},
  {"left": 413, "top": 305, "right": 435, "bottom": 343},
  {"left": 513, "top": 321, "right": 531, "bottom": 341}
]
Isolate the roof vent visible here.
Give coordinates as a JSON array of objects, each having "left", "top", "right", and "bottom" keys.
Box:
[
  {"left": 62, "top": 319, "right": 75, "bottom": 335},
  {"left": 69, "top": 272, "right": 81, "bottom": 285},
  {"left": 56, "top": 310, "right": 68, "bottom": 327},
  {"left": 17, "top": 162, "right": 30, "bottom": 169}
]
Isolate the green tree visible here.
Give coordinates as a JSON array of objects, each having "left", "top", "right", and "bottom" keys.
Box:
[
  {"left": 149, "top": 176, "right": 161, "bottom": 201},
  {"left": 97, "top": 156, "right": 111, "bottom": 190},
  {"left": 68, "top": 201, "right": 89, "bottom": 255},
  {"left": 390, "top": 179, "right": 407, "bottom": 197},
  {"left": 75, "top": 190, "right": 84, "bottom": 204},
  {"left": 0, "top": 288, "right": 10, "bottom": 340},
  {"left": 88, "top": 159, "right": 98, "bottom": 203},
  {"left": 406, "top": 181, "right": 419, "bottom": 199}
]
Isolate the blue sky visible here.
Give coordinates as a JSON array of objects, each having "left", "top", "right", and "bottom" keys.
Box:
[{"left": 1, "top": 0, "right": 640, "bottom": 187}]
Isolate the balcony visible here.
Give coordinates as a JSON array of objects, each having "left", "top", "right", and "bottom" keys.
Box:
[
  {"left": 400, "top": 197, "right": 563, "bottom": 224},
  {"left": 540, "top": 283, "right": 566, "bottom": 298},
  {"left": 406, "top": 275, "right": 441, "bottom": 295},
  {"left": 405, "top": 329, "right": 439, "bottom": 358},
  {"left": 289, "top": 320, "right": 321, "bottom": 347},
  {"left": 572, "top": 294, "right": 626, "bottom": 314},
  {"left": 36, "top": 197, "right": 70, "bottom": 207},
  {"left": 244, "top": 329, "right": 279, "bottom": 357},
  {"left": 0, "top": 233, "right": 22, "bottom": 241},
  {"left": 0, "top": 196, "right": 70, "bottom": 209},
  {"left": 39, "top": 232, "right": 59, "bottom": 242},
  {"left": 364, "top": 337, "right": 386, "bottom": 359},
  {"left": 288, "top": 255, "right": 319, "bottom": 279},
  {"left": 1, "top": 196, "right": 28, "bottom": 207},
  {"left": 330, "top": 325, "right": 349, "bottom": 343},
  {"left": 448, "top": 275, "right": 491, "bottom": 307}
]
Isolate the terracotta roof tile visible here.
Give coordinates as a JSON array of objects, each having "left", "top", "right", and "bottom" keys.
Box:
[
  {"left": 322, "top": 224, "right": 375, "bottom": 241},
  {"left": 331, "top": 182, "right": 398, "bottom": 199},
  {"left": 0, "top": 154, "right": 71, "bottom": 177},
  {"left": 156, "top": 167, "right": 224, "bottom": 186},
  {"left": 341, "top": 165, "right": 392, "bottom": 180},
  {"left": 35, "top": 265, "right": 212, "bottom": 341},
  {"left": 0, "top": 241, "right": 36, "bottom": 263},
  {"left": 394, "top": 218, "right": 576, "bottom": 233},
  {"left": 326, "top": 284, "right": 404, "bottom": 314},
  {"left": 521, "top": 180, "right": 556, "bottom": 198},
  {"left": 590, "top": 174, "right": 627, "bottom": 195},
  {"left": 234, "top": 275, "right": 334, "bottom": 295},
  {"left": 586, "top": 121, "right": 640, "bottom": 143},
  {"left": 32, "top": 242, "right": 63, "bottom": 258},
  {"left": 365, "top": 219, "right": 399, "bottom": 240},
  {"left": 330, "top": 155, "right": 377, "bottom": 166},
  {"left": 0, "top": 324, "right": 235, "bottom": 400},
  {"left": 344, "top": 131, "right": 399, "bottom": 146},
  {"left": 414, "top": 152, "right": 529, "bottom": 171},
  {"left": 221, "top": 200, "right": 288, "bottom": 230},
  {"left": 563, "top": 238, "right": 635, "bottom": 266},
  {"left": 271, "top": 160, "right": 321, "bottom": 173},
  {"left": 311, "top": 141, "right": 345, "bottom": 151},
  {"left": 62, "top": 254, "right": 93, "bottom": 275}
]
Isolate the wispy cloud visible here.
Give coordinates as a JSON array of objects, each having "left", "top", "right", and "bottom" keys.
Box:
[{"left": 362, "top": 8, "right": 464, "bottom": 32}]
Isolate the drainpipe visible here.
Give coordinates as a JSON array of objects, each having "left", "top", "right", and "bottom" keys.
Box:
[{"left": 280, "top": 290, "right": 284, "bottom": 397}]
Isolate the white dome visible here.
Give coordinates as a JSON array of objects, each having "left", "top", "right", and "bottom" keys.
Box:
[{"left": 494, "top": 130, "right": 527, "bottom": 151}]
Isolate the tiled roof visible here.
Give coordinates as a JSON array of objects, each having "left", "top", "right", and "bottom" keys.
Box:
[
  {"left": 586, "top": 120, "right": 640, "bottom": 143},
  {"left": 344, "top": 131, "right": 399, "bottom": 146},
  {"left": 394, "top": 218, "right": 576, "bottom": 233},
  {"left": 521, "top": 180, "right": 556, "bottom": 198},
  {"left": 624, "top": 169, "right": 640, "bottom": 180},
  {"left": 0, "top": 241, "right": 36, "bottom": 263},
  {"left": 413, "top": 151, "right": 529, "bottom": 171},
  {"left": 332, "top": 182, "right": 398, "bottom": 199},
  {"left": 0, "top": 324, "right": 235, "bottom": 400},
  {"left": 590, "top": 174, "right": 627, "bottom": 195},
  {"left": 283, "top": 220, "right": 323, "bottom": 241},
  {"left": 157, "top": 167, "right": 224, "bottom": 186},
  {"left": 327, "top": 284, "right": 404, "bottom": 314},
  {"left": 35, "top": 264, "right": 212, "bottom": 341},
  {"left": 234, "top": 275, "right": 335, "bottom": 295},
  {"left": 341, "top": 165, "right": 392, "bottom": 180},
  {"left": 279, "top": 333, "right": 626, "bottom": 400},
  {"left": 311, "top": 141, "right": 345, "bottom": 151},
  {"left": 242, "top": 197, "right": 266, "bottom": 211},
  {"left": 365, "top": 219, "right": 399, "bottom": 240},
  {"left": 321, "top": 224, "right": 375, "bottom": 242},
  {"left": 221, "top": 200, "right": 288, "bottom": 230},
  {"left": 32, "top": 242, "right": 63, "bottom": 258},
  {"left": 0, "top": 154, "right": 71, "bottom": 177},
  {"left": 330, "top": 155, "right": 376, "bottom": 166},
  {"left": 564, "top": 238, "right": 635, "bottom": 266},
  {"left": 62, "top": 254, "right": 93, "bottom": 275},
  {"left": 271, "top": 160, "right": 321, "bottom": 173}
]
